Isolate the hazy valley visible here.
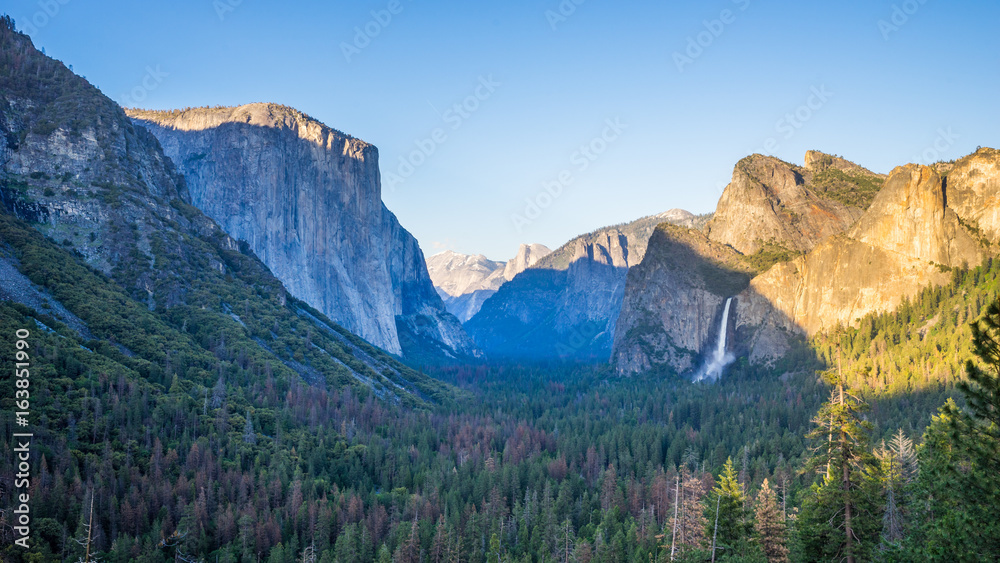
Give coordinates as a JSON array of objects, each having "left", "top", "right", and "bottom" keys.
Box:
[{"left": 1, "top": 12, "right": 999, "bottom": 563}]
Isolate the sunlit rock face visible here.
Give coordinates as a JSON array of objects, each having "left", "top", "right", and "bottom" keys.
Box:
[{"left": 129, "top": 104, "right": 478, "bottom": 359}]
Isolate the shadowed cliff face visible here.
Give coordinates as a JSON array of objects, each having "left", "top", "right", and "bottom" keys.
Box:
[
  {"left": 614, "top": 151, "right": 1000, "bottom": 376},
  {"left": 465, "top": 212, "right": 709, "bottom": 361},
  {"left": 611, "top": 225, "right": 752, "bottom": 374},
  {"left": 465, "top": 236, "right": 632, "bottom": 361},
  {"left": 0, "top": 21, "right": 454, "bottom": 407},
  {"left": 127, "top": 104, "right": 477, "bottom": 359}
]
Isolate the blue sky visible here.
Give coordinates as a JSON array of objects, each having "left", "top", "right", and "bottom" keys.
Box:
[{"left": 8, "top": 0, "right": 999, "bottom": 259}]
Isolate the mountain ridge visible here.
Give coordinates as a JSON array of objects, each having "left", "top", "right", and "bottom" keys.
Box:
[
  {"left": 126, "top": 103, "right": 478, "bottom": 361},
  {"left": 465, "top": 209, "right": 710, "bottom": 360},
  {"left": 426, "top": 243, "right": 551, "bottom": 322},
  {"left": 613, "top": 149, "right": 1000, "bottom": 375}
]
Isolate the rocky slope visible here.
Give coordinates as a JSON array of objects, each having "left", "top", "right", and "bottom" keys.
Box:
[
  {"left": 465, "top": 210, "right": 709, "bottom": 360},
  {"left": 127, "top": 104, "right": 477, "bottom": 360},
  {"left": 426, "top": 243, "right": 551, "bottom": 321},
  {"left": 746, "top": 162, "right": 987, "bottom": 336},
  {"left": 705, "top": 152, "right": 883, "bottom": 255},
  {"left": 613, "top": 150, "right": 1000, "bottom": 375},
  {"left": 0, "top": 19, "right": 450, "bottom": 405},
  {"left": 611, "top": 224, "right": 752, "bottom": 374}
]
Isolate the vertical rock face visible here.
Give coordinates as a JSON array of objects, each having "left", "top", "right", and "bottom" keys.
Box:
[
  {"left": 466, "top": 212, "right": 708, "bottom": 360},
  {"left": 749, "top": 162, "right": 986, "bottom": 337},
  {"left": 426, "top": 243, "right": 551, "bottom": 322},
  {"left": 611, "top": 225, "right": 751, "bottom": 374},
  {"left": 706, "top": 154, "right": 875, "bottom": 255},
  {"left": 613, "top": 150, "right": 999, "bottom": 376},
  {"left": 127, "top": 105, "right": 477, "bottom": 359},
  {"left": 850, "top": 164, "right": 982, "bottom": 268},
  {"left": 946, "top": 147, "right": 1000, "bottom": 243},
  {"left": 0, "top": 20, "right": 453, "bottom": 407}
]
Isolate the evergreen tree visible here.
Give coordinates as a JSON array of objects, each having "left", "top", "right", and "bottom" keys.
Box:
[
  {"left": 951, "top": 300, "right": 1000, "bottom": 473},
  {"left": 487, "top": 532, "right": 502, "bottom": 563},
  {"left": 243, "top": 410, "right": 257, "bottom": 444},
  {"left": 704, "top": 458, "right": 751, "bottom": 560},
  {"left": 801, "top": 367, "right": 879, "bottom": 563},
  {"left": 909, "top": 301, "right": 1000, "bottom": 560},
  {"left": 753, "top": 480, "right": 787, "bottom": 563},
  {"left": 873, "top": 429, "right": 916, "bottom": 553}
]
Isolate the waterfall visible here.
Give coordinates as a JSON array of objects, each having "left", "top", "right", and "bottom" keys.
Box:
[{"left": 696, "top": 297, "right": 735, "bottom": 382}]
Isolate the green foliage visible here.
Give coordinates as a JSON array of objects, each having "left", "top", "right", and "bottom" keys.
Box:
[
  {"left": 800, "top": 371, "right": 880, "bottom": 562},
  {"left": 704, "top": 458, "right": 751, "bottom": 556},
  {"left": 902, "top": 300, "right": 1000, "bottom": 560},
  {"left": 740, "top": 243, "right": 803, "bottom": 274},
  {"left": 814, "top": 257, "right": 1000, "bottom": 399},
  {"left": 753, "top": 480, "right": 788, "bottom": 563},
  {"left": 808, "top": 168, "right": 885, "bottom": 210}
]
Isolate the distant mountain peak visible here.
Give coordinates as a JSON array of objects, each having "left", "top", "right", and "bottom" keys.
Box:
[{"left": 426, "top": 243, "right": 552, "bottom": 322}]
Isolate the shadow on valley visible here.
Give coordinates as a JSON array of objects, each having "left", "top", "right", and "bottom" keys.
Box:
[{"left": 464, "top": 261, "right": 630, "bottom": 362}]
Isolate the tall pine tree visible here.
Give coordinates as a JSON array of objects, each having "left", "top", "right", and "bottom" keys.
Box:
[
  {"left": 754, "top": 480, "right": 788, "bottom": 563},
  {"left": 910, "top": 301, "right": 1000, "bottom": 560},
  {"left": 799, "top": 366, "right": 880, "bottom": 563}
]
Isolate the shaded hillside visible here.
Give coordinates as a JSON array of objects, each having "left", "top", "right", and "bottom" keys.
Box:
[
  {"left": 466, "top": 210, "right": 710, "bottom": 361},
  {"left": 426, "top": 243, "right": 551, "bottom": 322}
]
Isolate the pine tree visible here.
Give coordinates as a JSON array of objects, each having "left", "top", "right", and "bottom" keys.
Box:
[
  {"left": 243, "top": 410, "right": 257, "bottom": 445},
  {"left": 554, "top": 518, "right": 576, "bottom": 563},
  {"left": 486, "top": 532, "right": 502, "bottom": 563},
  {"left": 754, "top": 480, "right": 788, "bottom": 563},
  {"left": 704, "top": 458, "right": 750, "bottom": 560},
  {"left": 801, "top": 366, "right": 878, "bottom": 563},
  {"left": 874, "top": 430, "right": 916, "bottom": 551},
  {"left": 431, "top": 515, "right": 449, "bottom": 563},
  {"left": 394, "top": 518, "right": 421, "bottom": 563},
  {"left": 665, "top": 467, "right": 708, "bottom": 559},
  {"left": 909, "top": 301, "right": 1000, "bottom": 559},
  {"left": 952, "top": 300, "right": 1000, "bottom": 473}
]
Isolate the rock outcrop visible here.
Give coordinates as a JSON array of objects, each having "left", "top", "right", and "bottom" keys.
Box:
[
  {"left": 426, "top": 243, "right": 551, "bottom": 322},
  {"left": 0, "top": 20, "right": 447, "bottom": 406},
  {"left": 613, "top": 150, "right": 1000, "bottom": 376},
  {"left": 706, "top": 153, "right": 881, "bottom": 255},
  {"left": 748, "top": 163, "right": 986, "bottom": 336},
  {"left": 611, "top": 225, "right": 751, "bottom": 374},
  {"left": 127, "top": 104, "right": 477, "bottom": 359},
  {"left": 466, "top": 211, "right": 707, "bottom": 360},
  {"left": 946, "top": 147, "right": 1000, "bottom": 244}
]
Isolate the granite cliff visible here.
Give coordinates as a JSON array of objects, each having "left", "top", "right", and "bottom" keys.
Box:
[
  {"left": 613, "top": 150, "right": 999, "bottom": 376},
  {"left": 746, "top": 160, "right": 988, "bottom": 337},
  {"left": 465, "top": 210, "right": 709, "bottom": 360},
  {"left": 127, "top": 105, "right": 477, "bottom": 360},
  {"left": 706, "top": 152, "right": 883, "bottom": 255},
  {"left": 611, "top": 224, "right": 752, "bottom": 374},
  {"left": 0, "top": 19, "right": 450, "bottom": 405}
]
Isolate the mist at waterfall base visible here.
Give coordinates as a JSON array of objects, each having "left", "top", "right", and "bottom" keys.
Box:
[{"left": 693, "top": 297, "right": 735, "bottom": 382}]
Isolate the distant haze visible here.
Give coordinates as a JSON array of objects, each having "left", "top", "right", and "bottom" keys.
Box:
[{"left": 10, "top": 0, "right": 998, "bottom": 258}]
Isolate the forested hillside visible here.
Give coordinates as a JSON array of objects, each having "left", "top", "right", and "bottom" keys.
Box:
[{"left": 1, "top": 12, "right": 999, "bottom": 563}]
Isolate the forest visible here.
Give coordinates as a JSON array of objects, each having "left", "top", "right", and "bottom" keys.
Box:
[{"left": 1, "top": 197, "right": 999, "bottom": 562}]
